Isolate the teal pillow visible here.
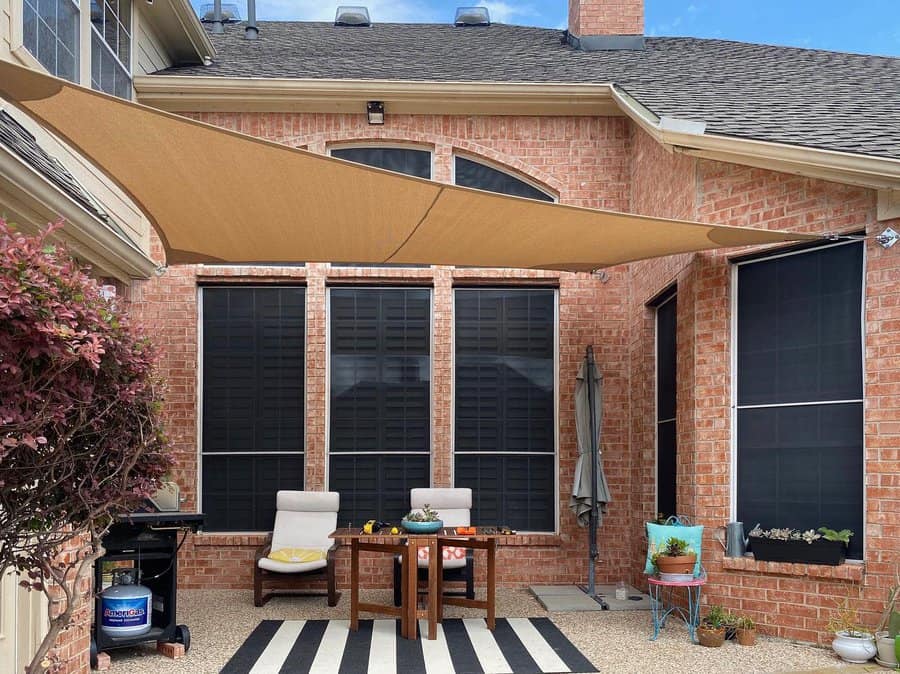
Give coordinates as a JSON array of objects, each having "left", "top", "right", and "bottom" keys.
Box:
[{"left": 644, "top": 522, "right": 703, "bottom": 576}]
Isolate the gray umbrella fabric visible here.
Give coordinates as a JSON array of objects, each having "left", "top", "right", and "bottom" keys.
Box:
[{"left": 570, "top": 355, "right": 611, "bottom": 527}]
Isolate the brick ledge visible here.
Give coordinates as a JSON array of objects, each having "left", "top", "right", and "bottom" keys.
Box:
[
  {"left": 722, "top": 556, "right": 864, "bottom": 582},
  {"left": 192, "top": 532, "right": 563, "bottom": 548}
]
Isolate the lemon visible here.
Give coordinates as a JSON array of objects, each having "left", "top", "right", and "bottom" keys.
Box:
[{"left": 390, "top": 526, "right": 400, "bottom": 535}]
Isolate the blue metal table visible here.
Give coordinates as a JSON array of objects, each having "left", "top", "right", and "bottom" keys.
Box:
[{"left": 647, "top": 576, "right": 706, "bottom": 642}]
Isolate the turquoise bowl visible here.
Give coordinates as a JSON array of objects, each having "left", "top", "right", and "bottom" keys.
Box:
[{"left": 401, "top": 519, "right": 443, "bottom": 534}]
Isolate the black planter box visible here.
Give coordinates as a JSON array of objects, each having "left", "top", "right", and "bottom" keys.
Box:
[{"left": 749, "top": 537, "right": 847, "bottom": 565}]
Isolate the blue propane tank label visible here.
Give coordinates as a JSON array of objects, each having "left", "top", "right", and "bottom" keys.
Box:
[{"left": 101, "top": 596, "right": 150, "bottom": 628}]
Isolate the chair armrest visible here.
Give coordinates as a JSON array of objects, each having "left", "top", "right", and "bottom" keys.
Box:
[{"left": 254, "top": 534, "right": 273, "bottom": 562}]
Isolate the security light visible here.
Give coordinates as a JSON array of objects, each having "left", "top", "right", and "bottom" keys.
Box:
[{"left": 366, "top": 101, "right": 385, "bottom": 125}]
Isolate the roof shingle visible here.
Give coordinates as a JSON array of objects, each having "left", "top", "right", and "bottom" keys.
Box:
[{"left": 155, "top": 22, "right": 900, "bottom": 160}]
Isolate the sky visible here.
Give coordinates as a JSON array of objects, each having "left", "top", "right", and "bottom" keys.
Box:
[{"left": 196, "top": 1, "right": 900, "bottom": 56}]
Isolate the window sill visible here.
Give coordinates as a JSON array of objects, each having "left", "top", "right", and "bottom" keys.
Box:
[
  {"left": 192, "top": 533, "right": 269, "bottom": 547},
  {"left": 721, "top": 556, "right": 864, "bottom": 582}
]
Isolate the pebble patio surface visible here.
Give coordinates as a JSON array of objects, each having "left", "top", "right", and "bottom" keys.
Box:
[{"left": 106, "top": 589, "right": 857, "bottom": 674}]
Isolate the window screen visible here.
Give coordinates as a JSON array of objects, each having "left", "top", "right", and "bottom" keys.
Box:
[
  {"left": 736, "top": 242, "right": 863, "bottom": 558},
  {"left": 331, "top": 147, "right": 431, "bottom": 179},
  {"left": 329, "top": 288, "right": 431, "bottom": 526},
  {"left": 454, "top": 157, "right": 554, "bottom": 202},
  {"left": 454, "top": 289, "right": 556, "bottom": 532},
  {"left": 656, "top": 293, "right": 677, "bottom": 519},
  {"left": 201, "top": 287, "right": 306, "bottom": 532}
]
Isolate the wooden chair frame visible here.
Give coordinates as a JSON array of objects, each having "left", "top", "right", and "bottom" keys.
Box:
[{"left": 253, "top": 534, "right": 341, "bottom": 607}]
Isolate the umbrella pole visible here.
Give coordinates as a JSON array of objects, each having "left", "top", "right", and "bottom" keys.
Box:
[{"left": 586, "top": 345, "right": 599, "bottom": 596}]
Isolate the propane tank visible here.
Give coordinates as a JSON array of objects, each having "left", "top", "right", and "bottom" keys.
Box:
[{"left": 100, "top": 568, "right": 152, "bottom": 637}]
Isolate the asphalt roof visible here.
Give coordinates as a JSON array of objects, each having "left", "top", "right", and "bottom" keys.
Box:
[{"left": 156, "top": 22, "right": 900, "bottom": 161}]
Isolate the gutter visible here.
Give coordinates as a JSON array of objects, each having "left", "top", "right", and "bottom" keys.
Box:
[
  {"left": 0, "top": 146, "right": 158, "bottom": 280},
  {"left": 610, "top": 85, "right": 900, "bottom": 192},
  {"left": 133, "top": 74, "right": 900, "bottom": 192}
]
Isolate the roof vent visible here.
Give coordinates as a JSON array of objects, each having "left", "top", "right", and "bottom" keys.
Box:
[
  {"left": 199, "top": 3, "right": 241, "bottom": 22},
  {"left": 454, "top": 6, "right": 490, "bottom": 26},
  {"left": 335, "top": 6, "right": 371, "bottom": 27}
]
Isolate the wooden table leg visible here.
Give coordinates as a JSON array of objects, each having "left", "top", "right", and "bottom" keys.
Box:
[
  {"left": 405, "top": 539, "right": 419, "bottom": 640},
  {"left": 426, "top": 537, "right": 438, "bottom": 640},
  {"left": 435, "top": 539, "right": 445, "bottom": 624},
  {"left": 350, "top": 539, "right": 360, "bottom": 632},
  {"left": 486, "top": 539, "right": 496, "bottom": 631}
]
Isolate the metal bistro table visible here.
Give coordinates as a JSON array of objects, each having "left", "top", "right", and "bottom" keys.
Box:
[
  {"left": 647, "top": 575, "right": 706, "bottom": 643},
  {"left": 331, "top": 527, "right": 506, "bottom": 640}
]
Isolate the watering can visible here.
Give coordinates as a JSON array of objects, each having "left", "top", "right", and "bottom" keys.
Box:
[{"left": 714, "top": 522, "right": 755, "bottom": 557}]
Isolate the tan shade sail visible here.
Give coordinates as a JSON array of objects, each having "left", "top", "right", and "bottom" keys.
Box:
[{"left": 0, "top": 60, "right": 818, "bottom": 270}]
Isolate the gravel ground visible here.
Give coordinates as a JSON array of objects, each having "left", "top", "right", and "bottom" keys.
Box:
[{"left": 106, "top": 589, "right": 850, "bottom": 674}]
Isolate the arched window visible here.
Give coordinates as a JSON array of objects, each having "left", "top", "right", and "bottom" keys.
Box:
[
  {"left": 330, "top": 145, "right": 432, "bottom": 179},
  {"left": 453, "top": 155, "right": 555, "bottom": 202}
]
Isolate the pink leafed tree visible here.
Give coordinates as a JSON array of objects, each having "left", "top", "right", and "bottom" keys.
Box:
[{"left": 0, "top": 219, "right": 172, "bottom": 673}]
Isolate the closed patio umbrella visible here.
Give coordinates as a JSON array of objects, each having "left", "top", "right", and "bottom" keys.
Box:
[{"left": 570, "top": 345, "right": 610, "bottom": 597}]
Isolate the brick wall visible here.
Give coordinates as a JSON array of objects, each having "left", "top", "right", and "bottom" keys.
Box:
[
  {"left": 568, "top": 0, "right": 644, "bottom": 36},
  {"left": 132, "top": 112, "right": 637, "bottom": 593},
  {"left": 627, "top": 125, "right": 899, "bottom": 644},
  {"left": 130, "top": 114, "right": 899, "bottom": 647}
]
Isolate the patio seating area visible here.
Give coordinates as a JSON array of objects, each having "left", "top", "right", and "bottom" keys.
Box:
[{"left": 103, "top": 589, "right": 845, "bottom": 673}]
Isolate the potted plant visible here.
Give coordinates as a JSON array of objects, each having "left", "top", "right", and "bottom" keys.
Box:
[
  {"left": 723, "top": 611, "right": 739, "bottom": 641},
  {"left": 651, "top": 537, "right": 697, "bottom": 576},
  {"left": 747, "top": 526, "right": 851, "bottom": 565},
  {"left": 697, "top": 605, "right": 727, "bottom": 647},
  {"left": 874, "top": 578, "right": 900, "bottom": 667},
  {"left": 736, "top": 616, "right": 757, "bottom": 646},
  {"left": 827, "top": 598, "right": 877, "bottom": 663},
  {"left": 401, "top": 503, "right": 443, "bottom": 534}
]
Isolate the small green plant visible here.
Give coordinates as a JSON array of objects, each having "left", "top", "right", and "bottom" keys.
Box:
[
  {"left": 405, "top": 504, "right": 440, "bottom": 522},
  {"left": 702, "top": 605, "right": 728, "bottom": 629},
  {"left": 650, "top": 536, "right": 695, "bottom": 569},
  {"left": 818, "top": 527, "right": 854, "bottom": 544},
  {"left": 737, "top": 616, "right": 756, "bottom": 630}
]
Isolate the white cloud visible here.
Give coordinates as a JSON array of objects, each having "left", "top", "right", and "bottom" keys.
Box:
[{"left": 481, "top": 2, "right": 538, "bottom": 24}]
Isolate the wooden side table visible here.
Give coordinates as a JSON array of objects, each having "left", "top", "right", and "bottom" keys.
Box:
[
  {"left": 647, "top": 576, "right": 706, "bottom": 642},
  {"left": 348, "top": 539, "right": 411, "bottom": 636}
]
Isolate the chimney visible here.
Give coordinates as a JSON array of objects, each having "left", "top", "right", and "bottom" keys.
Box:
[{"left": 567, "top": 0, "right": 644, "bottom": 51}]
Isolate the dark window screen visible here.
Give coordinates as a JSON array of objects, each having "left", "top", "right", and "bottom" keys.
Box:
[
  {"left": 455, "top": 157, "right": 554, "bottom": 202},
  {"left": 656, "top": 294, "right": 677, "bottom": 519},
  {"left": 330, "top": 147, "right": 431, "bottom": 267},
  {"left": 202, "top": 287, "right": 305, "bottom": 531},
  {"left": 736, "top": 242, "right": 864, "bottom": 559},
  {"left": 454, "top": 289, "right": 556, "bottom": 531},
  {"left": 332, "top": 147, "right": 432, "bottom": 179},
  {"left": 329, "top": 288, "right": 431, "bottom": 525}
]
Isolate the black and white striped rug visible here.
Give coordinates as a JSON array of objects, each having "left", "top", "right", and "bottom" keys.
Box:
[{"left": 221, "top": 618, "right": 597, "bottom": 674}]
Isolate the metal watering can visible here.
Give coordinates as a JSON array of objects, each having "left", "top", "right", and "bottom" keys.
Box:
[{"left": 714, "top": 521, "right": 755, "bottom": 557}]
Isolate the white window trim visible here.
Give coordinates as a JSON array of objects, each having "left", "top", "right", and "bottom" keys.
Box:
[
  {"left": 324, "top": 286, "right": 436, "bottom": 516},
  {"left": 451, "top": 152, "right": 558, "bottom": 202},
  {"left": 196, "top": 285, "right": 308, "bottom": 535},
  {"left": 450, "top": 287, "right": 560, "bottom": 535},
  {"left": 728, "top": 239, "right": 867, "bottom": 559},
  {"left": 13, "top": 0, "right": 81, "bottom": 81}
]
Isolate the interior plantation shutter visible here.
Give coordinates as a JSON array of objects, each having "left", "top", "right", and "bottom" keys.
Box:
[
  {"left": 201, "top": 287, "right": 305, "bottom": 532},
  {"left": 329, "top": 288, "right": 431, "bottom": 526},
  {"left": 454, "top": 289, "right": 556, "bottom": 532}
]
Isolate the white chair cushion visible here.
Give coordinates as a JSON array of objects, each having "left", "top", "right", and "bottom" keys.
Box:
[
  {"left": 258, "top": 556, "right": 328, "bottom": 574},
  {"left": 270, "top": 491, "right": 339, "bottom": 554},
  {"left": 416, "top": 545, "right": 468, "bottom": 569}
]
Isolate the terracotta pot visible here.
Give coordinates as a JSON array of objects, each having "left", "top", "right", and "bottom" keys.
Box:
[
  {"left": 736, "top": 627, "right": 757, "bottom": 646},
  {"left": 697, "top": 625, "right": 726, "bottom": 647},
  {"left": 655, "top": 554, "right": 696, "bottom": 575}
]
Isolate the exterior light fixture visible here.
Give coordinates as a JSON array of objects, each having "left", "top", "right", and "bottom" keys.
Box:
[
  {"left": 876, "top": 227, "right": 899, "bottom": 249},
  {"left": 367, "top": 101, "right": 385, "bottom": 125}
]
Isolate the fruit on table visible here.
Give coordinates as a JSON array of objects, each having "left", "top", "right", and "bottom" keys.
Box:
[{"left": 390, "top": 527, "right": 400, "bottom": 535}]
